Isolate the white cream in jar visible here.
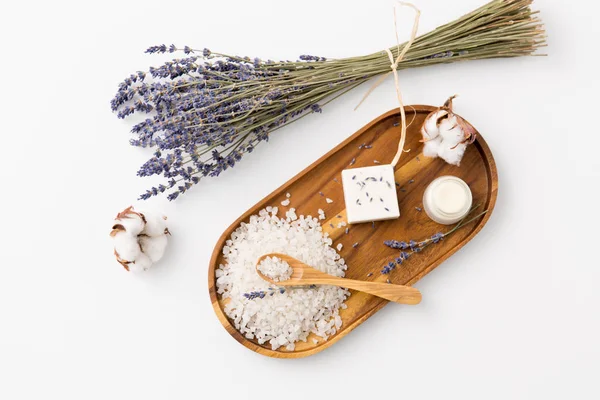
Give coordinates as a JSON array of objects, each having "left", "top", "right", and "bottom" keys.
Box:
[{"left": 423, "top": 176, "right": 472, "bottom": 225}]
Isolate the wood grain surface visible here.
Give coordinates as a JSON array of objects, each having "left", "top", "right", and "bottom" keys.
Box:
[{"left": 208, "top": 106, "right": 498, "bottom": 358}]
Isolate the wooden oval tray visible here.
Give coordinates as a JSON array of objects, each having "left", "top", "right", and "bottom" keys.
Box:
[{"left": 208, "top": 106, "right": 498, "bottom": 358}]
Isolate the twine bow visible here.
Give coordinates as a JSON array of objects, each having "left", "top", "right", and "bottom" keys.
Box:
[{"left": 355, "top": 2, "right": 421, "bottom": 168}]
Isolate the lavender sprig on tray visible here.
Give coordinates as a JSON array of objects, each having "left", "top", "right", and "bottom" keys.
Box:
[
  {"left": 379, "top": 206, "right": 488, "bottom": 274},
  {"left": 110, "top": 1, "right": 545, "bottom": 201}
]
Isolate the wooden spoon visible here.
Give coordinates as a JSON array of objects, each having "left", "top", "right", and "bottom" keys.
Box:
[{"left": 256, "top": 253, "right": 422, "bottom": 305}]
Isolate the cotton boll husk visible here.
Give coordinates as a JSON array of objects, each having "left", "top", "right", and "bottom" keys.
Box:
[
  {"left": 140, "top": 212, "right": 168, "bottom": 237},
  {"left": 422, "top": 135, "right": 442, "bottom": 158},
  {"left": 139, "top": 234, "right": 168, "bottom": 263},
  {"left": 129, "top": 253, "right": 152, "bottom": 272},
  {"left": 113, "top": 231, "right": 141, "bottom": 261}
]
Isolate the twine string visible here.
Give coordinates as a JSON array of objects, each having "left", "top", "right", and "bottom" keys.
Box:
[{"left": 355, "top": 2, "right": 421, "bottom": 168}]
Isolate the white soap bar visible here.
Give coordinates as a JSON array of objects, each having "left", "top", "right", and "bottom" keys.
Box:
[{"left": 341, "top": 164, "right": 400, "bottom": 224}]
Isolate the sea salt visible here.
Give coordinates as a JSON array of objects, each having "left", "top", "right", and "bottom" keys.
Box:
[
  {"left": 257, "top": 256, "right": 293, "bottom": 282},
  {"left": 216, "top": 207, "right": 349, "bottom": 351},
  {"left": 285, "top": 207, "right": 297, "bottom": 220},
  {"left": 281, "top": 199, "right": 290, "bottom": 206},
  {"left": 318, "top": 209, "right": 326, "bottom": 220},
  {"left": 336, "top": 243, "right": 343, "bottom": 251},
  {"left": 326, "top": 198, "right": 333, "bottom": 204}
]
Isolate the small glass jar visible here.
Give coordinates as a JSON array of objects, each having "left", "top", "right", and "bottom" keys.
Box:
[{"left": 423, "top": 176, "right": 472, "bottom": 225}]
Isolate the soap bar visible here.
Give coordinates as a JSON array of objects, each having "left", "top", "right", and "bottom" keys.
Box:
[{"left": 341, "top": 164, "right": 400, "bottom": 224}]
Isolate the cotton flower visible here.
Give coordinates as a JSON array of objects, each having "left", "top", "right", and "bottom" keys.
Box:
[
  {"left": 138, "top": 234, "right": 168, "bottom": 263},
  {"left": 140, "top": 212, "right": 170, "bottom": 237},
  {"left": 128, "top": 253, "right": 153, "bottom": 273},
  {"left": 420, "top": 95, "right": 477, "bottom": 166},
  {"left": 114, "top": 206, "right": 145, "bottom": 235},
  {"left": 110, "top": 206, "right": 170, "bottom": 271},
  {"left": 113, "top": 231, "right": 141, "bottom": 262}
]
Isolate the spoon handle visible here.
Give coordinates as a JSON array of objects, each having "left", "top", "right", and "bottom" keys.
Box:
[{"left": 300, "top": 277, "right": 422, "bottom": 305}]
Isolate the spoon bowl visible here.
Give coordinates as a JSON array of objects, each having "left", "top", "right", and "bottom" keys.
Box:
[{"left": 256, "top": 253, "right": 422, "bottom": 305}]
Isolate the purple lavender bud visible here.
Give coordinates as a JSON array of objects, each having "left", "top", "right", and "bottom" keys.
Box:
[
  {"left": 145, "top": 44, "right": 167, "bottom": 54},
  {"left": 431, "top": 232, "right": 444, "bottom": 243},
  {"left": 299, "top": 55, "right": 324, "bottom": 61},
  {"left": 117, "top": 106, "right": 135, "bottom": 119}
]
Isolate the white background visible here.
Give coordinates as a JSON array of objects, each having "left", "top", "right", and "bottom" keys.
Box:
[{"left": 1, "top": 0, "right": 598, "bottom": 398}]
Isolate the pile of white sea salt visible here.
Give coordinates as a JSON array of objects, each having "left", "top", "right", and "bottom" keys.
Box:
[
  {"left": 257, "top": 256, "right": 293, "bottom": 282},
  {"left": 216, "top": 206, "right": 349, "bottom": 351}
]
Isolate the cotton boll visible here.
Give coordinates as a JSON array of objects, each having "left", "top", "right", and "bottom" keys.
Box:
[
  {"left": 422, "top": 135, "right": 442, "bottom": 158},
  {"left": 114, "top": 206, "right": 146, "bottom": 236},
  {"left": 130, "top": 253, "right": 152, "bottom": 272},
  {"left": 439, "top": 142, "right": 467, "bottom": 166},
  {"left": 111, "top": 206, "right": 170, "bottom": 271},
  {"left": 438, "top": 115, "right": 463, "bottom": 142},
  {"left": 421, "top": 108, "right": 451, "bottom": 159},
  {"left": 420, "top": 95, "right": 473, "bottom": 166},
  {"left": 115, "top": 213, "right": 145, "bottom": 236},
  {"left": 140, "top": 212, "right": 169, "bottom": 237},
  {"left": 422, "top": 109, "right": 448, "bottom": 140},
  {"left": 139, "top": 234, "right": 168, "bottom": 263},
  {"left": 437, "top": 115, "right": 466, "bottom": 160},
  {"left": 113, "top": 231, "right": 141, "bottom": 262}
]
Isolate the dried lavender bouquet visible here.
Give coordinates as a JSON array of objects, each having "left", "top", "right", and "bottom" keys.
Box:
[{"left": 111, "top": 0, "right": 545, "bottom": 201}]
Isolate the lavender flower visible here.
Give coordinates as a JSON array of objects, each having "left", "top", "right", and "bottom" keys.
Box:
[
  {"left": 384, "top": 240, "right": 409, "bottom": 250},
  {"left": 111, "top": 1, "right": 546, "bottom": 200},
  {"left": 377, "top": 206, "right": 487, "bottom": 275},
  {"left": 243, "top": 290, "right": 267, "bottom": 300},
  {"left": 424, "top": 51, "right": 454, "bottom": 59},
  {"left": 299, "top": 55, "right": 327, "bottom": 61},
  {"left": 381, "top": 261, "right": 396, "bottom": 274},
  {"left": 111, "top": 44, "right": 340, "bottom": 200},
  {"left": 145, "top": 44, "right": 168, "bottom": 54},
  {"left": 244, "top": 287, "right": 286, "bottom": 299}
]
